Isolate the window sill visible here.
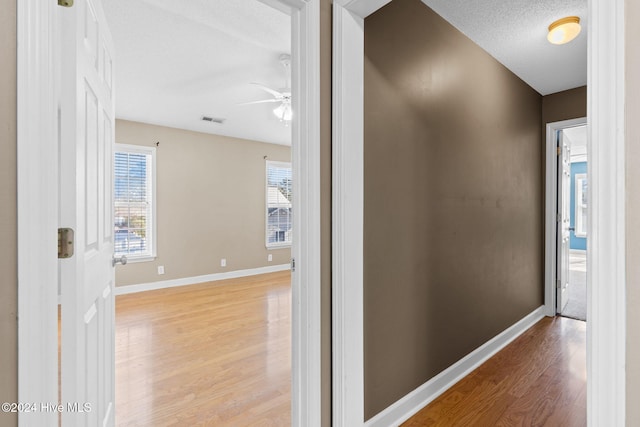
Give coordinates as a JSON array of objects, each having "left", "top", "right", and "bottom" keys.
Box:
[
  {"left": 115, "top": 254, "right": 156, "bottom": 264},
  {"left": 266, "top": 244, "right": 292, "bottom": 250}
]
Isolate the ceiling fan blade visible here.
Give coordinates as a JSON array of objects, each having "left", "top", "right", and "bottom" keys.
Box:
[
  {"left": 250, "top": 82, "right": 283, "bottom": 98},
  {"left": 238, "top": 99, "right": 282, "bottom": 106}
]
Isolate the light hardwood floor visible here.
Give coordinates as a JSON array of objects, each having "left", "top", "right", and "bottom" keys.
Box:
[
  {"left": 403, "top": 316, "right": 587, "bottom": 426},
  {"left": 115, "top": 270, "right": 291, "bottom": 426}
]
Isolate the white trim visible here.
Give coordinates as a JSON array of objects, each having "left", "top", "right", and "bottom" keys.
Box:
[
  {"left": 18, "top": 0, "right": 322, "bottom": 426},
  {"left": 114, "top": 264, "right": 291, "bottom": 295},
  {"left": 334, "top": 0, "right": 627, "bottom": 425},
  {"left": 332, "top": 2, "right": 372, "bottom": 426},
  {"left": 571, "top": 154, "right": 588, "bottom": 163},
  {"left": 17, "top": 1, "right": 59, "bottom": 426},
  {"left": 544, "top": 118, "right": 586, "bottom": 317},
  {"left": 289, "top": 1, "right": 322, "bottom": 425},
  {"left": 587, "top": 0, "right": 626, "bottom": 423},
  {"left": 364, "top": 307, "right": 546, "bottom": 427}
]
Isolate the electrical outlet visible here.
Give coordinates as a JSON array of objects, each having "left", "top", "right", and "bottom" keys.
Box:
[
  {"left": 268, "top": 254, "right": 273, "bottom": 262},
  {"left": 158, "top": 265, "right": 165, "bottom": 275},
  {"left": 220, "top": 258, "right": 226, "bottom": 267}
]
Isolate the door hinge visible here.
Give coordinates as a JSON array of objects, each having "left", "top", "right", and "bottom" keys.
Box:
[
  {"left": 291, "top": 257, "right": 296, "bottom": 272},
  {"left": 58, "top": 228, "right": 74, "bottom": 259},
  {"left": 557, "top": 146, "right": 562, "bottom": 155},
  {"left": 58, "top": 0, "right": 73, "bottom": 7},
  {"left": 556, "top": 279, "right": 562, "bottom": 289}
]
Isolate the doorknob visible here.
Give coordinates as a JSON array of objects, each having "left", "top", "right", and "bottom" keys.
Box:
[
  {"left": 568, "top": 227, "right": 575, "bottom": 231},
  {"left": 112, "top": 255, "right": 127, "bottom": 267}
]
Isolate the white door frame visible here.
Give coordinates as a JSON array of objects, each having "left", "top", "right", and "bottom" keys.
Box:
[
  {"left": 544, "top": 117, "right": 587, "bottom": 318},
  {"left": 16, "top": 0, "right": 322, "bottom": 426},
  {"left": 333, "top": 0, "right": 626, "bottom": 426}
]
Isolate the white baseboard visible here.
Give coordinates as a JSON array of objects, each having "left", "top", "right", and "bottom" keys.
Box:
[
  {"left": 114, "top": 264, "right": 291, "bottom": 296},
  {"left": 364, "top": 306, "right": 547, "bottom": 427}
]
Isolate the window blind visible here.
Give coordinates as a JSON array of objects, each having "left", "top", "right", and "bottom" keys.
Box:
[{"left": 114, "top": 147, "right": 154, "bottom": 257}]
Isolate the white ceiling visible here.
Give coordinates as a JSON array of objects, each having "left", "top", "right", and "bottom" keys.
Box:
[
  {"left": 104, "top": 0, "right": 587, "bottom": 147},
  {"left": 103, "top": 0, "right": 291, "bottom": 146},
  {"left": 421, "top": 0, "right": 588, "bottom": 95}
]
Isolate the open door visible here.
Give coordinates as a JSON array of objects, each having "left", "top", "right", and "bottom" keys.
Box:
[
  {"left": 59, "top": 0, "right": 116, "bottom": 425},
  {"left": 557, "top": 130, "right": 571, "bottom": 313}
]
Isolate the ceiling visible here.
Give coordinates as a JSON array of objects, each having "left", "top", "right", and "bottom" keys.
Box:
[
  {"left": 104, "top": 0, "right": 587, "bottom": 147},
  {"left": 102, "top": 0, "right": 291, "bottom": 146},
  {"left": 421, "top": 0, "right": 587, "bottom": 95}
]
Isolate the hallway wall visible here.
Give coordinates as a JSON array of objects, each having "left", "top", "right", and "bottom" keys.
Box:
[
  {"left": 363, "top": 0, "right": 542, "bottom": 419},
  {"left": 541, "top": 86, "right": 587, "bottom": 125}
]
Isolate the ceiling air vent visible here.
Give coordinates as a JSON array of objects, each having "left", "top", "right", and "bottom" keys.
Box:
[{"left": 201, "top": 116, "right": 226, "bottom": 124}]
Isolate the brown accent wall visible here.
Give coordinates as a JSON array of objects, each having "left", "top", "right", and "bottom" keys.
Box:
[
  {"left": 363, "top": 0, "right": 543, "bottom": 419},
  {"left": 0, "top": 1, "right": 18, "bottom": 426},
  {"left": 320, "top": 0, "right": 332, "bottom": 425},
  {"left": 113, "top": 120, "right": 291, "bottom": 286},
  {"left": 541, "top": 86, "right": 587, "bottom": 125},
  {"left": 626, "top": 0, "right": 640, "bottom": 423}
]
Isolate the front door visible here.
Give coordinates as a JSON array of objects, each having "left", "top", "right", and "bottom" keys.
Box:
[{"left": 59, "top": 0, "right": 116, "bottom": 425}]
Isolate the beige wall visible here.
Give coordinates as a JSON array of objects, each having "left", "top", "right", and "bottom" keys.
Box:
[
  {"left": 0, "top": 0, "right": 18, "bottom": 426},
  {"left": 363, "top": 0, "right": 543, "bottom": 419},
  {"left": 114, "top": 120, "right": 291, "bottom": 286},
  {"left": 626, "top": 0, "right": 640, "bottom": 423}
]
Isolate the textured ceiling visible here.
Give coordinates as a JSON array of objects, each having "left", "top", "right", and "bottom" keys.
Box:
[
  {"left": 421, "top": 0, "right": 588, "bottom": 95},
  {"left": 103, "top": 0, "right": 291, "bottom": 145}
]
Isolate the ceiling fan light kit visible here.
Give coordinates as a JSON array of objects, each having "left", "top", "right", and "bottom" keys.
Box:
[
  {"left": 241, "top": 54, "right": 293, "bottom": 123},
  {"left": 273, "top": 103, "right": 293, "bottom": 121},
  {"left": 547, "top": 16, "right": 581, "bottom": 45}
]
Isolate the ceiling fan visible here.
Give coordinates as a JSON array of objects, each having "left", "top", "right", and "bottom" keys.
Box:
[{"left": 241, "top": 54, "right": 292, "bottom": 122}]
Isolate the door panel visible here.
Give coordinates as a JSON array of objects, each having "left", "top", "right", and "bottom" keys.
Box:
[
  {"left": 557, "top": 131, "right": 571, "bottom": 313},
  {"left": 59, "top": 0, "right": 115, "bottom": 425}
]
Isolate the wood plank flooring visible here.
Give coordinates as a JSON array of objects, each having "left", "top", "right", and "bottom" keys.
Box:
[
  {"left": 402, "top": 316, "right": 586, "bottom": 426},
  {"left": 115, "top": 271, "right": 291, "bottom": 427}
]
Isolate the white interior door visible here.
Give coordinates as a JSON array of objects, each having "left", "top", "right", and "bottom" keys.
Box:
[
  {"left": 557, "top": 130, "right": 571, "bottom": 313},
  {"left": 59, "top": 0, "right": 116, "bottom": 425}
]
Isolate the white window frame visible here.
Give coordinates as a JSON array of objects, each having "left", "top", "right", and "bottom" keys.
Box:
[
  {"left": 266, "top": 160, "right": 293, "bottom": 249},
  {"left": 114, "top": 143, "right": 157, "bottom": 262}
]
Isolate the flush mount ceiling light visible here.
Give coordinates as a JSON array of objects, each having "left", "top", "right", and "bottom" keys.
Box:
[{"left": 547, "top": 16, "right": 581, "bottom": 45}]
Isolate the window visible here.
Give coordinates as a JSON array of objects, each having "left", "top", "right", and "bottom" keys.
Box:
[
  {"left": 266, "top": 161, "right": 292, "bottom": 248},
  {"left": 575, "top": 173, "right": 587, "bottom": 237},
  {"left": 114, "top": 144, "right": 156, "bottom": 260}
]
